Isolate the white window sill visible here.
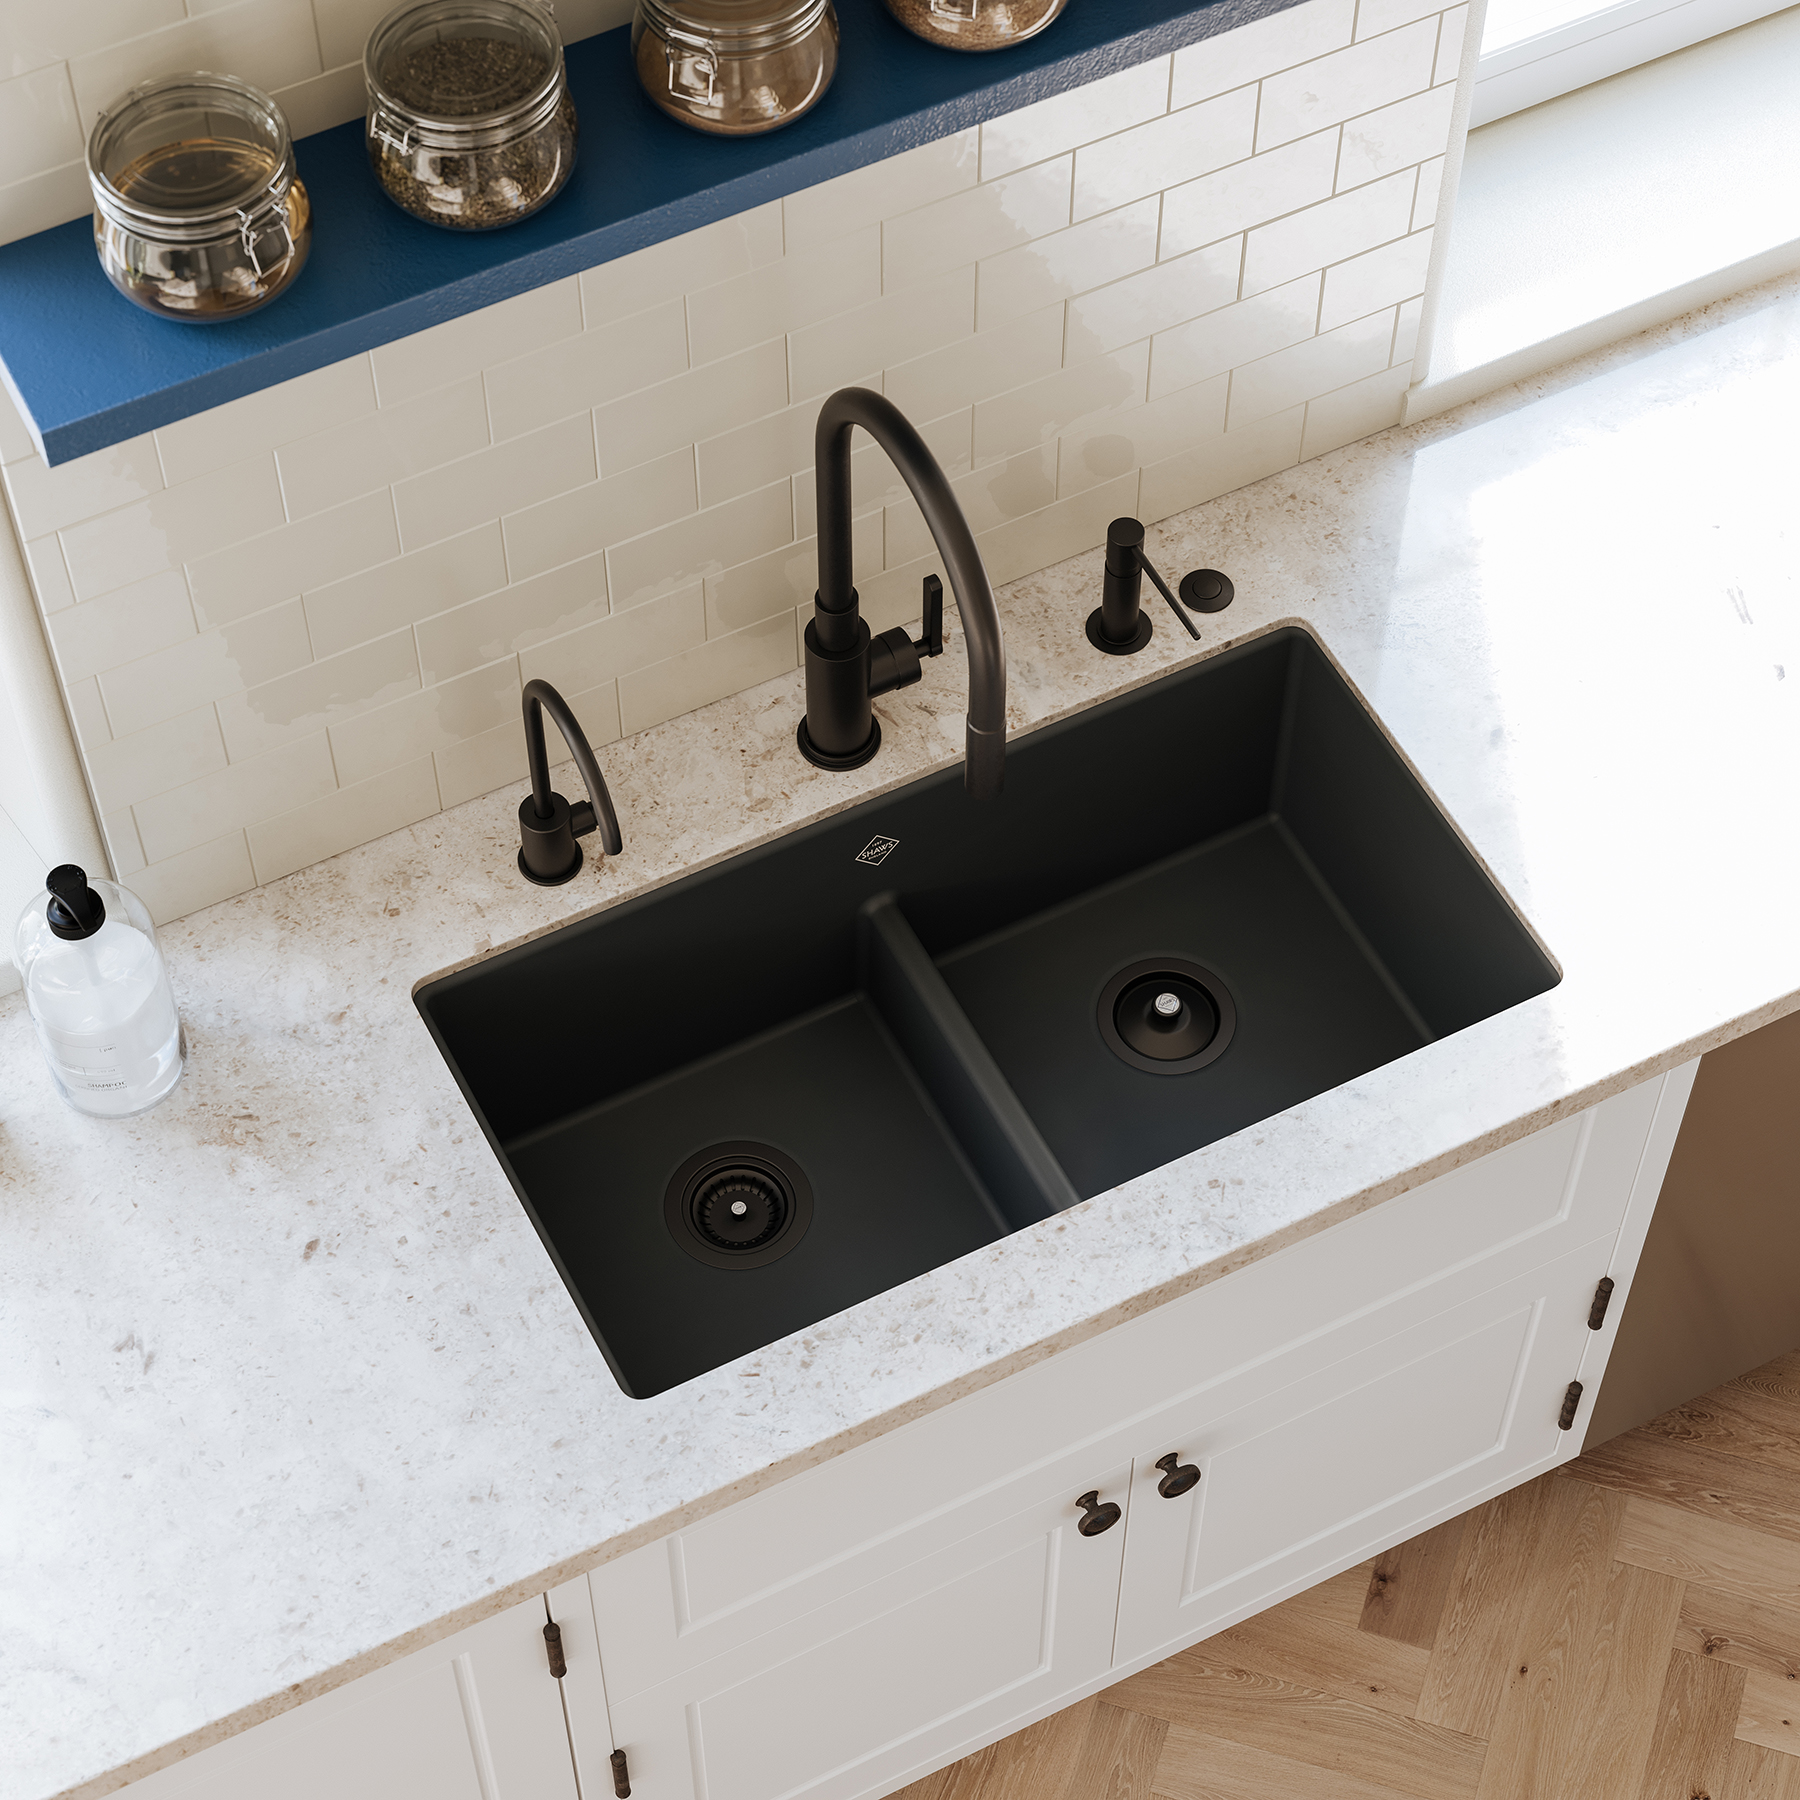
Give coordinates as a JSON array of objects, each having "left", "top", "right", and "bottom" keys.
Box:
[{"left": 1405, "top": 3, "right": 1800, "bottom": 422}]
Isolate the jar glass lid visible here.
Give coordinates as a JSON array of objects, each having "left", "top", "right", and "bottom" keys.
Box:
[
  {"left": 366, "top": 0, "right": 564, "bottom": 126},
  {"left": 640, "top": 0, "right": 832, "bottom": 47}
]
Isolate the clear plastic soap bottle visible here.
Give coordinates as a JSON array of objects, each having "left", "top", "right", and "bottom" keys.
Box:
[{"left": 13, "top": 866, "right": 185, "bottom": 1118}]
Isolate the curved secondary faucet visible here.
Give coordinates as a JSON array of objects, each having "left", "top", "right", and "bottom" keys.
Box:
[
  {"left": 798, "top": 387, "right": 1006, "bottom": 799},
  {"left": 516, "top": 678, "right": 622, "bottom": 885}
]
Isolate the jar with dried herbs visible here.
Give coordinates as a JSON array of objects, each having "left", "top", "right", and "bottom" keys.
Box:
[
  {"left": 883, "top": 0, "right": 1066, "bottom": 51},
  {"left": 365, "top": 0, "right": 577, "bottom": 229},
  {"left": 86, "top": 72, "right": 311, "bottom": 322},
  {"left": 633, "top": 0, "right": 838, "bottom": 135}
]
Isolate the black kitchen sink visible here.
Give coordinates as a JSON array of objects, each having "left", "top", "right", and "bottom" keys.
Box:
[{"left": 416, "top": 628, "right": 1558, "bottom": 1397}]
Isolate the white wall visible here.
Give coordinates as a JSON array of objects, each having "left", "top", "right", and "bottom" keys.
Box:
[
  {"left": 0, "top": 0, "right": 1466, "bottom": 927},
  {"left": 0, "top": 0, "right": 635, "bottom": 246}
]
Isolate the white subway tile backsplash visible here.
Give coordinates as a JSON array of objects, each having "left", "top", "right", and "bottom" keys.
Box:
[
  {"left": 1356, "top": 0, "right": 1446, "bottom": 38},
  {"left": 503, "top": 447, "right": 697, "bottom": 585},
  {"left": 84, "top": 705, "right": 227, "bottom": 814},
  {"left": 1227, "top": 306, "right": 1395, "bottom": 426},
  {"left": 44, "top": 567, "right": 194, "bottom": 684},
  {"left": 1149, "top": 273, "right": 1323, "bottom": 398},
  {"left": 0, "top": 66, "right": 83, "bottom": 186},
  {"left": 1139, "top": 403, "right": 1306, "bottom": 520},
  {"left": 788, "top": 266, "right": 975, "bottom": 402},
  {"left": 4, "top": 432, "right": 162, "bottom": 540},
  {"left": 416, "top": 548, "right": 607, "bottom": 685},
  {"left": 277, "top": 376, "right": 490, "bottom": 518},
  {"left": 518, "top": 585, "right": 706, "bottom": 694},
  {"left": 0, "top": 160, "right": 92, "bottom": 250},
  {"left": 247, "top": 753, "right": 439, "bottom": 885},
  {"left": 327, "top": 654, "right": 520, "bottom": 788},
  {"left": 1065, "top": 239, "right": 1242, "bottom": 357},
  {"left": 1241, "top": 168, "right": 1415, "bottom": 294},
  {"left": 973, "top": 343, "right": 1150, "bottom": 467},
  {"left": 1072, "top": 87, "right": 1257, "bottom": 221},
  {"left": 976, "top": 198, "right": 1160, "bottom": 331},
  {"left": 1318, "top": 227, "right": 1432, "bottom": 330},
  {"left": 372, "top": 280, "right": 583, "bottom": 408},
  {"left": 0, "top": 382, "right": 36, "bottom": 464},
  {"left": 1435, "top": 5, "right": 1470, "bottom": 82},
  {"left": 1413, "top": 162, "right": 1443, "bottom": 239},
  {"left": 134, "top": 732, "right": 336, "bottom": 864},
  {"left": 606, "top": 479, "right": 794, "bottom": 612},
  {"left": 1254, "top": 19, "right": 1440, "bottom": 152},
  {"left": 59, "top": 458, "right": 286, "bottom": 602},
  {"left": 580, "top": 204, "right": 785, "bottom": 327},
  {"left": 688, "top": 229, "right": 879, "bottom": 365},
  {"left": 617, "top": 607, "right": 795, "bottom": 736},
  {"left": 304, "top": 522, "right": 508, "bottom": 661},
  {"left": 1300, "top": 359, "right": 1411, "bottom": 457},
  {"left": 1335, "top": 83, "right": 1456, "bottom": 188},
  {"left": 393, "top": 413, "right": 595, "bottom": 551},
  {"left": 884, "top": 156, "right": 1074, "bottom": 292},
  {"left": 130, "top": 830, "right": 256, "bottom": 926},
  {"left": 1056, "top": 374, "right": 1230, "bottom": 495},
  {"left": 215, "top": 627, "right": 419, "bottom": 761},
  {"left": 486, "top": 299, "right": 688, "bottom": 443},
  {"left": 979, "top": 61, "right": 1171, "bottom": 180},
  {"left": 103, "top": 808, "right": 146, "bottom": 878},
  {"left": 100, "top": 597, "right": 313, "bottom": 738},
  {"left": 784, "top": 132, "right": 980, "bottom": 255},
  {"left": 67, "top": 0, "right": 322, "bottom": 126},
  {"left": 2, "top": 0, "right": 186, "bottom": 77},
  {"left": 883, "top": 305, "right": 1065, "bottom": 420},
  {"left": 593, "top": 339, "right": 787, "bottom": 476},
  {"left": 266, "top": 61, "right": 364, "bottom": 138},
  {"left": 155, "top": 359, "right": 376, "bottom": 487},
  {"left": 187, "top": 489, "right": 400, "bottom": 629},
  {"left": 1159, "top": 130, "right": 1340, "bottom": 260},
  {"left": 1171, "top": 0, "right": 1355, "bottom": 106},
  {"left": 7, "top": 2, "right": 1461, "bottom": 925},
  {"left": 1393, "top": 293, "right": 1424, "bottom": 365}
]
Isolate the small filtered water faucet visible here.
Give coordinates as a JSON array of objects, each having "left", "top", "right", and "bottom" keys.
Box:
[
  {"left": 515, "top": 678, "right": 622, "bottom": 885},
  {"left": 797, "top": 387, "right": 1007, "bottom": 798}
]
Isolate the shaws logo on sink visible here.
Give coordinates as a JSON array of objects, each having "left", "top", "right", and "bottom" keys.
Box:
[{"left": 855, "top": 836, "right": 899, "bottom": 867}]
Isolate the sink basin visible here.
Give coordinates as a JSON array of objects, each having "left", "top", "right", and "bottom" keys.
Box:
[{"left": 417, "top": 628, "right": 1557, "bottom": 1397}]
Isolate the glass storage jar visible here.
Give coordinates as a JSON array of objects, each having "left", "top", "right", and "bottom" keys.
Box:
[
  {"left": 365, "top": 0, "right": 577, "bottom": 229},
  {"left": 633, "top": 0, "right": 837, "bottom": 135},
  {"left": 86, "top": 72, "right": 310, "bottom": 322},
  {"left": 882, "top": 0, "right": 1066, "bottom": 51}
]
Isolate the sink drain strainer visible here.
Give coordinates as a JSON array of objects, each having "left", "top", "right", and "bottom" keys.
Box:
[
  {"left": 665, "top": 1142, "right": 813, "bottom": 1269},
  {"left": 1097, "top": 958, "right": 1237, "bottom": 1076}
]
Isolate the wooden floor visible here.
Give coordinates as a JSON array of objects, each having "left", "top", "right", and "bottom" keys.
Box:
[{"left": 898, "top": 1349, "right": 1800, "bottom": 1800}]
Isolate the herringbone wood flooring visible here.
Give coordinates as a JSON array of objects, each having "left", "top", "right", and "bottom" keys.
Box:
[{"left": 897, "top": 1348, "right": 1800, "bottom": 1800}]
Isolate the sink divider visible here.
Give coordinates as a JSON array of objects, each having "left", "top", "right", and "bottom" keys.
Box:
[{"left": 857, "top": 895, "right": 1083, "bottom": 1228}]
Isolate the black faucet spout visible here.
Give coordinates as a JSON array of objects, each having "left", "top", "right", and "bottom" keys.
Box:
[
  {"left": 517, "top": 678, "right": 622, "bottom": 885},
  {"left": 801, "top": 387, "right": 1005, "bottom": 798}
]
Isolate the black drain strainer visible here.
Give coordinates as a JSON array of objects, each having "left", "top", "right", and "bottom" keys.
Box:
[
  {"left": 1097, "top": 958, "right": 1237, "bottom": 1076},
  {"left": 665, "top": 1141, "right": 813, "bottom": 1269}
]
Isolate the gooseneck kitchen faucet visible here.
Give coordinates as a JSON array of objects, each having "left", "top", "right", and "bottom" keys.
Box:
[
  {"left": 515, "top": 677, "right": 622, "bottom": 885},
  {"left": 798, "top": 387, "right": 1006, "bottom": 799}
]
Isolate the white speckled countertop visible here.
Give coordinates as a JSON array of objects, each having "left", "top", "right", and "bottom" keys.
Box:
[{"left": 7, "top": 275, "right": 1800, "bottom": 1800}]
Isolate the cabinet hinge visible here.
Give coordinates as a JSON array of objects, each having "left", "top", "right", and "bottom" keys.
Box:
[
  {"left": 1588, "top": 1276, "right": 1616, "bottom": 1331},
  {"left": 611, "top": 1748, "right": 632, "bottom": 1797},
  {"left": 543, "top": 1619, "right": 566, "bottom": 1679},
  {"left": 1558, "top": 1380, "right": 1584, "bottom": 1431}
]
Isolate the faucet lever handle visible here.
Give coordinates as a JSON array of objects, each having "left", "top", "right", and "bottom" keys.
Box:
[{"left": 915, "top": 573, "right": 944, "bottom": 658}]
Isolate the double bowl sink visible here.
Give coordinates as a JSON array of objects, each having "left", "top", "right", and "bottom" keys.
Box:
[{"left": 417, "top": 628, "right": 1558, "bottom": 1398}]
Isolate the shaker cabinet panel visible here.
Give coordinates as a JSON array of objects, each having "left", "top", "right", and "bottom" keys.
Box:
[
  {"left": 122, "top": 1594, "right": 580, "bottom": 1800},
  {"left": 1113, "top": 1239, "right": 1615, "bottom": 1666},
  {"left": 601, "top": 1462, "right": 1130, "bottom": 1800}
]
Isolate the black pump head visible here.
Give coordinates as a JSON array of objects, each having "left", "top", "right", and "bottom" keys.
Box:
[{"left": 45, "top": 865, "right": 105, "bottom": 940}]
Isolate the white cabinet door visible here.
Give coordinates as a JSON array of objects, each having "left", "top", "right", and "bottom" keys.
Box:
[
  {"left": 598, "top": 1462, "right": 1130, "bottom": 1800},
  {"left": 124, "top": 1594, "right": 579, "bottom": 1800},
  {"left": 1112, "top": 1238, "right": 1616, "bottom": 1666}
]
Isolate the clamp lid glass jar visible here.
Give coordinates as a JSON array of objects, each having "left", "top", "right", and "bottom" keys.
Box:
[
  {"left": 86, "top": 72, "right": 310, "bottom": 321},
  {"left": 365, "top": 0, "right": 577, "bottom": 229},
  {"left": 882, "top": 0, "right": 1066, "bottom": 51},
  {"left": 633, "top": 0, "right": 838, "bottom": 135}
]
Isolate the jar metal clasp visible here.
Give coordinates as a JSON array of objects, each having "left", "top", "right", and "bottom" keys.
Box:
[
  {"left": 929, "top": 0, "right": 981, "bottom": 16},
  {"left": 369, "top": 103, "right": 417, "bottom": 157},
  {"left": 663, "top": 27, "right": 720, "bottom": 103},
  {"left": 237, "top": 202, "right": 294, "bottom": 280}
]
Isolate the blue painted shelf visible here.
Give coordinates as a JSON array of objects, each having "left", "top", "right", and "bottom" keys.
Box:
[{"left": 0, "top": 0, "right": 1289, "bottom": 466}]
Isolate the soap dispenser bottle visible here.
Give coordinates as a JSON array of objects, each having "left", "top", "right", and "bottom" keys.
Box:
[{"left": 12, "top": 865, "right": 184, "bottom": 1117}]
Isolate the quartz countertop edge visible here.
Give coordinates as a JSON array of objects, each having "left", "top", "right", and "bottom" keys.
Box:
[{"left": 7, "top": 277, "right": 1800, "bottom": 1800}]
